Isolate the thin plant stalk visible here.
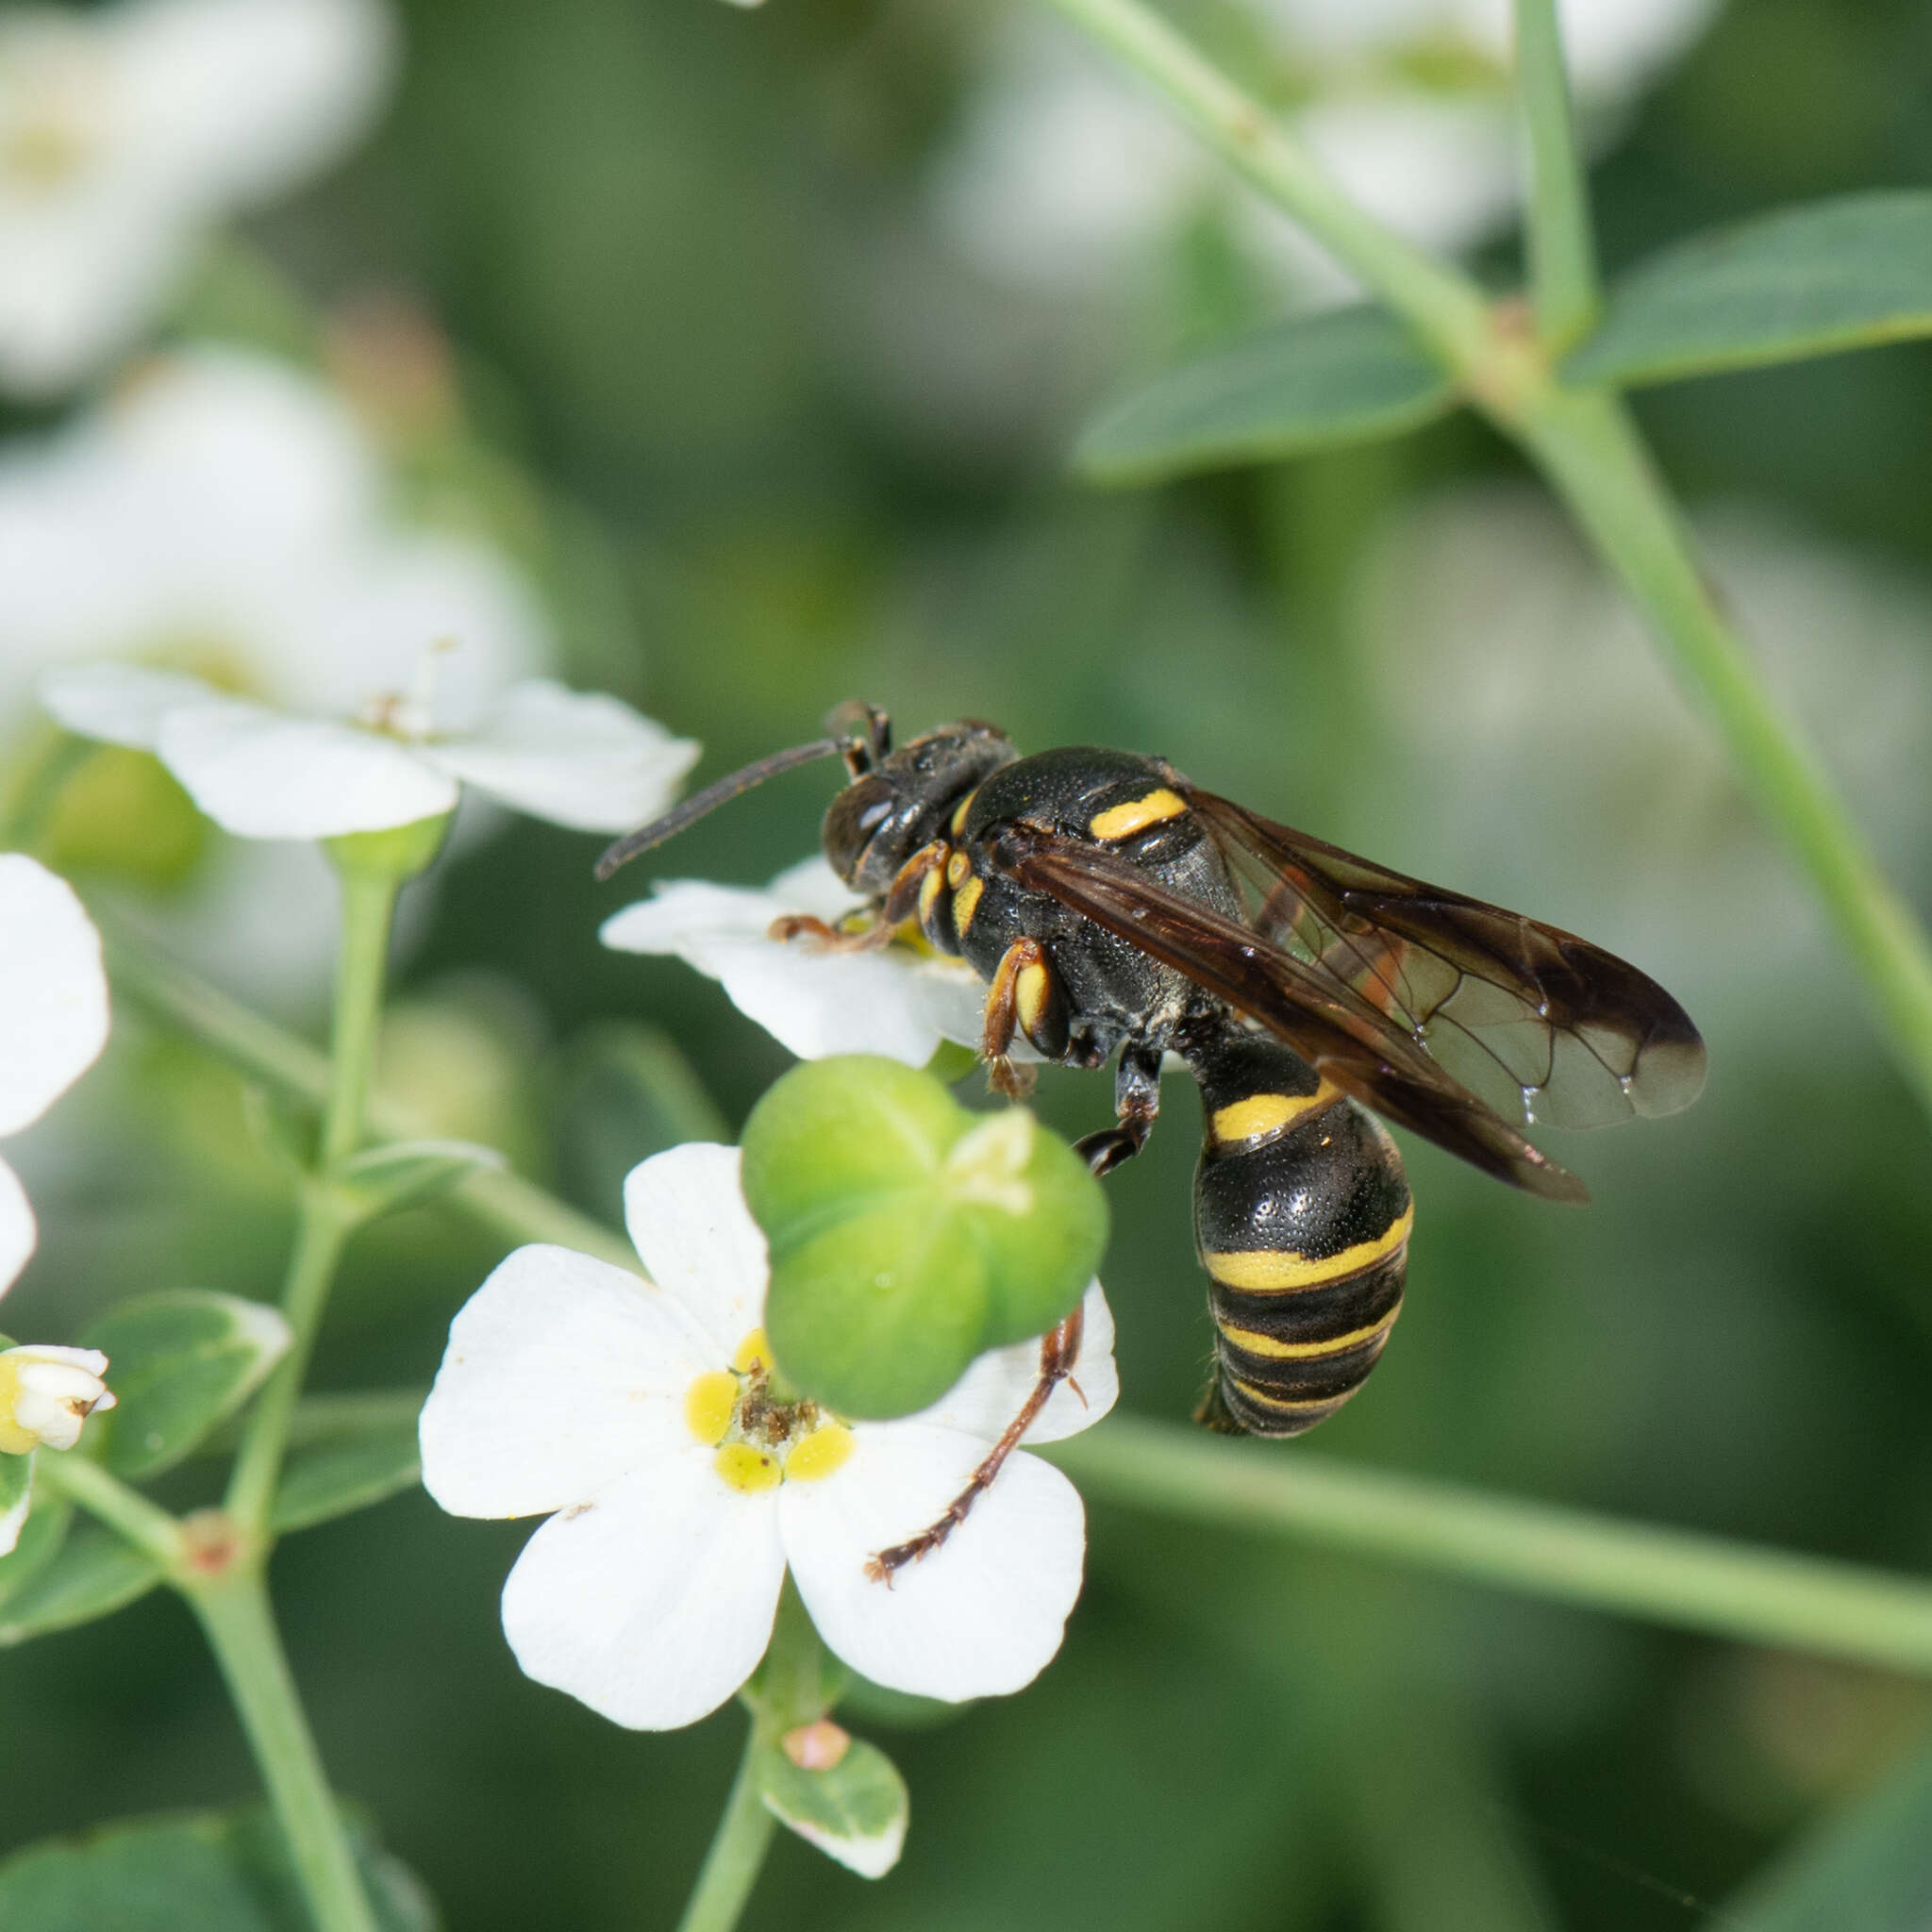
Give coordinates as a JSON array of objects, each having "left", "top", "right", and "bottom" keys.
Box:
[
  {"left": 1513, "top": 0, "right": 1600, "bottom": 349},
  {"left": 675, "top": 1722, "right": 778, "bottom": 1932}
]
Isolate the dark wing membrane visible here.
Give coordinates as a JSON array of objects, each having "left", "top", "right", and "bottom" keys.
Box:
[
  {"left": 991, "top": 826, "right": 1588, "bottom": 1202},
  {"left": 1183, "top": 791, "right": 1707, "bottom": 1131}
]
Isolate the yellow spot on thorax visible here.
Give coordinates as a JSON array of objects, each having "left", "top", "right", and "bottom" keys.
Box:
[
  {"left": 1203, "top": 1205, "right": 1414, "bottom": 1291},
  {"left": 945, "top": 849, "right": 972, "bottom": 888},
  {"left": 731, "top": 1329, "right": 772, "bottom": 1374},
  {"left": 949, "top": 789, "right": 980, "bottom": 836},
  {"left": 684, "top": 1372, "right": 740, "bottom": 1446},
  {"left": 785, "top": 1424, "right": 855, "bottom": 1482},
  {"left": 1209, "top": 1082, "right": 1339, "bottom": 1144},
  {"left": 714, "top": 1442, "right": 782, "bottom": 1493},
  {"left": 952, "top": 874, "right": 984, "bottom": 935},
  {"left": 1089, "top": 787, "right": 1187, "bottom": 841}
]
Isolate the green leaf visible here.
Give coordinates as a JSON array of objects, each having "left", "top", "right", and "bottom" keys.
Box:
[
  {"left": 82, "top": 1291, "right": 291, "bottom": 1481},
  {"left": 757, "top": 1732, "right": 908, "bottom": 1879},
  {"left": 1074, "top": 305, "right": 1455, "bottom": 486},
  {"left": 0, "top": 1527, "right": 161, "bottom": 1645},
  {"left": 0, "top": 1492, "right": 72, "bottom": 1609},
  {"left": 1563, "top": 191, "right": 1932, "bottom": 389},
  {"left": 332, "top": 1138, "right": 506, "bottom": 1219},
  {"left": 741, "top": 1058, "right": 1107, "bottom": 1418},
  {"left": 271, "top": 1424, "right": 423, "bottom": 1536},
  {"left": 1724, "top": 1736, "right": 1932, "bottom": 1931},
  {"left": 0, "top": 1803, "right": 437, "bottom": 1932}
]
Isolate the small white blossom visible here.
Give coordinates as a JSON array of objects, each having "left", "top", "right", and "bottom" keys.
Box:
[
  {"left": 0, "top": 0, "right": 395, "bottom": 396},
  {"left": 601, "top": 855, "right": 1013, "bottom": 1067},
  {"left": 0, "top": 1344, "right": 115, "bottom": 1455},
  {"left": 42, "top": 658, "right": 699, "bottom": 841},
  {"left": 0, "top": 855, "right": 109, "bottom": 1296},
  {"left": 420, "top": 1142, "right": 1116, "bottom": 1731}
]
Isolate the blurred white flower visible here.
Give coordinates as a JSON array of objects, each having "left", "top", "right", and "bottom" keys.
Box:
[
  {"left": 0, "top": 346, "right": 558, "bottom": 992},
  {"left": 42, "top": 661, "right": 699, "bottom": 841},
  {"left": 0, "top": 0, "right": 395, "bottom": 396},
  {"left": 0, "top": 1343, "right": 114, "bottom": 1456},
  {"left": 933, "top": 0, "right": 1721, "bottom": 300},
  {"left": 0, "top": 855, "right": 109, "bottom": 1296},
  {"left": 601, "top": 855, "right": 1013, "bottom": 1067},
  {"left": 420, "top": 1142, "right": 1116, "bottom": 1731}
]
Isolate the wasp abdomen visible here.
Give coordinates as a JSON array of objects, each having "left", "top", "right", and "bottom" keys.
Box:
[{"left": 1190, "top": 1035, "right": 1412, "bottom": 1436}]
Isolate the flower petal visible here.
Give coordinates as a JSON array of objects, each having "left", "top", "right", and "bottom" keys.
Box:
[
  {"left": 38, "top": 663, "right": 222, "bottom": 751},
  {"left": 501, "top": 1449, "right": 786, "bottom": 1730},
  {"left": 913, "top": 1281, "right": 1118, "bottom": 1446},
  {"left": 0, "top": 857, "right": 109, "bottom": 1138},
  {"left": 783, "top": 1424, "right": 1084, "bottom": 1700},
  {"left": 0, "top": 1158, "right": 36, "bottom": 1302},
  {"left": 157, "top": 698, "right": 458, "bottom": 838},
  {"left": 621, "top": 1144, "right": 769, "bottom": 1357},
  {"left": 419, "top": 679, "right": 700, "bottom": 833},
  {"left": 601, "top": 875, "right": 984, "bottom": 1066},
  {"left": 420, "top": 1243, "right": 717, "bottom": 1520}
]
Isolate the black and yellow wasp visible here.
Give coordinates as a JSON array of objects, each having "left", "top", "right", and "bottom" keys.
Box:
[{"left": 600, "top": 704, "right": 1706, "bottom": 1575}]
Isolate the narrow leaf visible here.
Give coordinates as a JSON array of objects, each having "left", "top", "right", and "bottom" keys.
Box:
[
  {"left": 0, "top": 1527, "right": 161, "bottom": 1645},
  {"left": 1724, "top": 1736, "right": 1932, "bottom": 1931},
  {"left": 271, "top": 1424, "right": 422, "bottom": 1536},
  {"left": 0, "top": 1450, "right": 33, "bottom": 1554},
  {"left": 333, "top": 1138, "right": 506, "bottom": 1218},
  {"left": 1564, "top": 191, "right": 1932, "bottom": 388},
  {"left": 0, "top": 1493, "right": 72, "bottom": 1608},
  {"left": 757, "top": 1734, "right": 908, "bottom": 1879},
  {"left": 0, "top": 1802, "right": 437, "bottom": 1932},
  {"left": 1074, "top": 306, "right": 1455, "bottom": 486},
  {"left": 82, "top": 1291, "right": 291, "bottom": 1480}
]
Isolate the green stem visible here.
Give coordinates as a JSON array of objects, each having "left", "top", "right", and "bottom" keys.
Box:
[
  {"left": 34, "top": 1451, "right": 183, "bottom": 1568},
  {"left": 675, "top": 1719, "right": 777, "bottom": 1932},
  {"left": 189, "top": 1568, "right": 379, "bottom": 1932},
  {"left": 225, "top": 1191, "right": 352, "bottom": 1529},
  {"left": 1517, "top": 391, "right": 1932, "bottom": 1114},
  {"left": 1051, "top": 1418, "right": 1932, "bottom": 1675},
  {"left": 1513, "top": 0, "right": 1599, "bottom": 349},
  {"left": 1034, "top": 0, "right": 1492, "bottom": 372},
  {"left": 321, "top": 866, "right": 400, "bottom": 1167}
]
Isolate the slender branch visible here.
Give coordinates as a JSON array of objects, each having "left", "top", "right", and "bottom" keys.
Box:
[
  {"left": 321, "top": 867, "right": 398, "bottom": 1167},
  {"left": 1034, "top": 0, "right": 1492, "bottom": 372},
  {"left": 103, "top": 919, "right": 641, "bottom": 1274},
  {"left": 675, "top": 1720, "right": 777, "bottom": 1932},
  {"left": 190, "top": 1569, "right": 379, "bottom": 1932},
  {"left": 1513, "top": 0, "right": 1600, "bottom": 348},
  {"left": 1050, "top": 1418, "right": 1932, "bottom": 1675},
  {"left": 34, "top": 1451, "right": 182, "bottom": 1568}
]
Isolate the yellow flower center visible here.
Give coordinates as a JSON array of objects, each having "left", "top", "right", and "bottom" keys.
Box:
[
  {"left": 0, "top": 1357, "right": 36, "bottom": 1457},
  {"left": 687, "top": 1332, "right": 855, "bottom": 1492}
]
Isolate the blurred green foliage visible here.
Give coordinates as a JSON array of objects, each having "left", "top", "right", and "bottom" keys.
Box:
[{"left": 7, "top": 0, "right": 1932, "bottom": 1926}]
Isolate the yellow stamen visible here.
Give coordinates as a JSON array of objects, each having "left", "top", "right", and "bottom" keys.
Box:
[
  {"left": 785, "top": 1424, "right": 855, "bottom": 1483},
  {"left": 713, "top": 1442, "right": 782, "bottom": 1493},
  {"left": 684, "top": 1371, "right": 740, "bottom": 1446},
  {"left": 731, "top": 1328, "right": 772, "bottom": 1374}
]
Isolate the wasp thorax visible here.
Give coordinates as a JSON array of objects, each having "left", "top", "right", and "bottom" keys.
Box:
[{"left": 822, "top": 722, "right": 1015, "bottom": 893}]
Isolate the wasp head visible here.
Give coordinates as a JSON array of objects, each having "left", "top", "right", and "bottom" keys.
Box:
[{"left": 823, "top": 720, "right": 1016, "bottom": 894}]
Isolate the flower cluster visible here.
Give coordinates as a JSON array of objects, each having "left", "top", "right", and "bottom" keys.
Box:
[{"left": 420, "top": 1142, "right": 1116, "bottom": 1730}]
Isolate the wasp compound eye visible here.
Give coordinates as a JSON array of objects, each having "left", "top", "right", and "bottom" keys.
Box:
[{"left": 822, "top": 775, "right": 900, "bottom": 888}]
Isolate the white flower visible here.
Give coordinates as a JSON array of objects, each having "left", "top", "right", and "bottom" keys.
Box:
[
  {"left": 0, "top": 1344, "right": 115, "bottom": 1455},
  {"left": 0, "top": 855, "right": 109, "bottom": 1297},
  {"left": 0, "top": 0, "right": 395, "bottom": 396},
  {"left": 0, "top": 346, "right": 561, "bottom": 994},
  {"left": 419, "top": 1142, "right": 1117, "bottom": 1731},
  {"left": 601, "top": 855, "right": 1010, "bottom": 1067},
  {"left": 42, "top": 659, "right": 700, "bottom": 841}
]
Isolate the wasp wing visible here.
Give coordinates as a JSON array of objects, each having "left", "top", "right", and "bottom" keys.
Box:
[
  {"left": 991, "top": 824, "right": 1588, "bottom": 1202},
  {"left": 1181, "top": 791, "right": 1707, "bottom": 1132}
]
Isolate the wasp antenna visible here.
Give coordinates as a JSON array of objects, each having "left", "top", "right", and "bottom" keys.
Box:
[{"left": 594, "top": 737, "right": 843, "bottom": 881}]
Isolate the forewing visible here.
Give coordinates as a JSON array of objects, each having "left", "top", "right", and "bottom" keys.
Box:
[
  {"left": 1185, "top": 791, "right": 1707, "bottom": 1130},
  {"left": 991, "top": 826, "right": 1587, "bottom": 1202}
]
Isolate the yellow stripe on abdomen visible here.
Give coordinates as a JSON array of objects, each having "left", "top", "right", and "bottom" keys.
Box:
[
  {"left": 1208, "top": 1080, "right": 1340, "bottom": 1146},
  {"left": 1217, "top": 1305, "right": 1400, "bottom": 1360},
  {"left": 1203, "top": 1206, "right": 1414, "bottom": 1292}
]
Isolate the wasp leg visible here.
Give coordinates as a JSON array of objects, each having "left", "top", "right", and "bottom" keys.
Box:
[
  {"left": 1074, "top": 1042, "right": 1163, "bottom": 1177},
  {"left": 766, "top": 841, "right": 946, "bottom": 953},
  {"left": 982, "top": 938, "right": 1069, "bottom": 1098},
  {"left": 865, "top": 1299, "right": 1085, "bottom": 1584}
]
